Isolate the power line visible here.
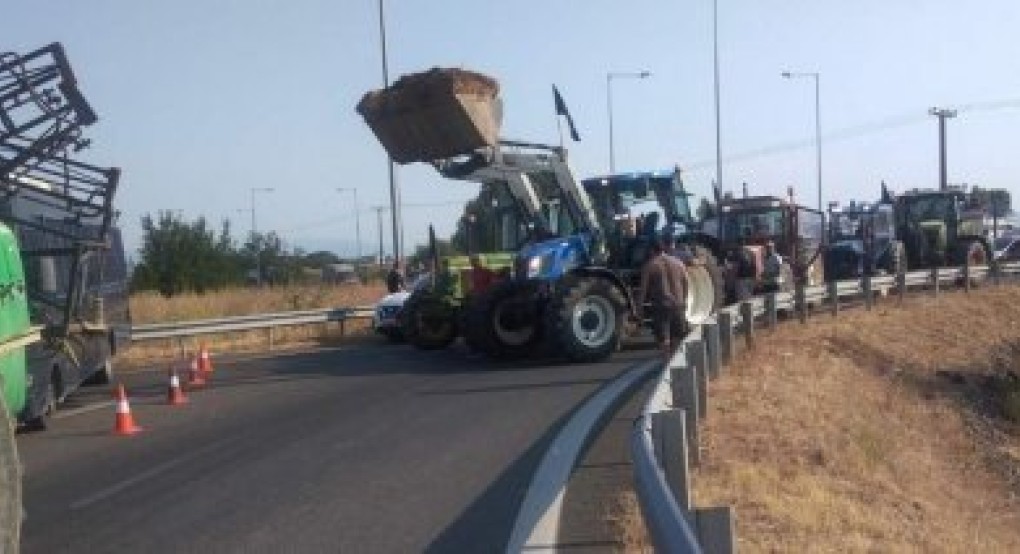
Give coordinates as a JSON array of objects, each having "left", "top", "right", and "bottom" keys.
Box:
[{"left": 682, "top": 97, "right": 1020, "bottom": 172}]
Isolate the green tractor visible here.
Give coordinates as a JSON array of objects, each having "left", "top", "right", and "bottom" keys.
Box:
[
  {"left": 893, "top": 188, "right": 990, "bottom": 270},
  {"left": 399, "top": 252, "right": 515, "bottom": 351}
]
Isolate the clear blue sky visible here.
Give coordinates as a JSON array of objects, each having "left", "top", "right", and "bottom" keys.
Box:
[{"left": 7, "top": 1, "right": 1020, "bottom": 258}]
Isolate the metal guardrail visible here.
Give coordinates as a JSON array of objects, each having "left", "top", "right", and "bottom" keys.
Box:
[
  {"left": 631, "top": 261, "right": 1020, "bottom": 552},
  {"left": 130, "top": 306, "right": 375, "bottom": 341}
]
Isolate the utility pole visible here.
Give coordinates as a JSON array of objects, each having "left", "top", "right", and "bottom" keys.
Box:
[
  {"left": 713, "top": 0, "right": 723, "bottom": 201},
  {"left": 337, "top": 188, "right": 362, "bottom": 261},
  {"left": 929, "top": 107, "right": 957, "bottom": 191},
  {"left": 373, "top": 206, "right": 386, "bottom": 265},
  {"left": 378, "top": 0, "right": 403, "bottom": 263}
]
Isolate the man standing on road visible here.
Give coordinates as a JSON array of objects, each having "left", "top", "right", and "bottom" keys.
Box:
[
  {"left": 468, "top": 254, "right": 498, "bottom": 295},
  {"left": 386, "top": 259, "right": 405, "bottom": 294},
  {"left": 637, "top": 238, "right": 689, "bottom": 363}
]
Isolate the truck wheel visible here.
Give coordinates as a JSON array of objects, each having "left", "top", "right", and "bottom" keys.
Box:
[
  {"left": 23, "top": 369, "right": 60, "bottom": 432},
  {"left": 466, "top": 280, "right": 541, "bottom": 360},
  {"left": 0, "top": 394, "right": 21, "bottom": 554},
  {"left": 545, "top": 276, "right": 625, "bottom": 363},
  {"left": 84, "top": 359, "right": 113, "bottom": 386},
  {"left": 400, "top": 293, "right": 457, "bottom": 350}
]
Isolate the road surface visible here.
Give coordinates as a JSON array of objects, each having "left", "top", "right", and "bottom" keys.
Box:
[{"left": 18, "top": 341, "right": 652, "bottom": 553}]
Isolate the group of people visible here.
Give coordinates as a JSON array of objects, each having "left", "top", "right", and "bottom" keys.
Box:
[{"left": 723, "top": 241, "right": 785, "bottom": 301}]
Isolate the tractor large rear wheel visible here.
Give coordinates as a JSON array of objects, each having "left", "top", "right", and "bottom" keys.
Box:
[
  {"left": 400, "top": 292, "right": 458, "bottom": 351},
  {"left": 687, "top": 245, "right": 725, "bottom": 323},
  {"left": 0, "top": 395, "right": 21, "bottom": 554},
  {"left": 465, "top": 280, "right": 542, "bottom": 359},
  {"left": 545, "top": 276, "right": 626, "bottom": 363}
]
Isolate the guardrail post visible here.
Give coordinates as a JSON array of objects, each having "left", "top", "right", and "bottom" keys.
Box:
[
  {"left": 896, "top": 270, "right": 906, "bottom": 306},
  {"left": 963, "top": 257, "right": 972, "bottom": 293},
  {"left": 687, "top": 339, "right": 708, "bottom": 420},
  {"left": 268, "top": 327, "right": 275, "bottom": 350},
  {"left": 931, "top": 264, "right": 940, "bottom": 297},
  {"left": 739, "top": 301, "right": 754, "bottom": 350},
  {"left": 991, "top": 259, "right": 1001, "bottom": 286},
  {"left": 863, "top": 274, "right": 873, "bottom": 311},
  {"left": 827, "top": 281, "right": 839, "bottom": 317},
  {"left": 764, "top": 293, "right": 777, "bottom": 330},
  {"left": 651, "top": 409, "right": 692, "bottom": 515},
  {"left": 717, "top": 311, "right": 733, "bottom": 367},
  {"left": 668, "top": 360, "right": 700, "bottom": 467},
  {"left": 795, "top": 282, "right": 807, "bottom": 323},
  {"left": 705, "top": 320, "right": 722, "bottom": 379},
  {"left": 694, "top": 506, "right": 737, "bottom": 554}
]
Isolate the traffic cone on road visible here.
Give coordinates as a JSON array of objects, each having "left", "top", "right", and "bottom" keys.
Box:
[
  {"left": 186, "top": 355, "right": 206, "bottom": 387},
  {"left": 113, "top": 384, "right": 142, "bottom": 436},
  {"left": 198, "top": 343, "right": 214, "bottom": 374},
  {"left": 166, "top": 367, "right": 188, "bottom": 406}
]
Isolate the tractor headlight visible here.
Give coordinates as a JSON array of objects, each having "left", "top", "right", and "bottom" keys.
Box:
[
  {"left": 526, "top": 252, "right": 556, "bottom": 279},
  {"left": 526, "top": 255, "right": 545, "bottom": 278}
]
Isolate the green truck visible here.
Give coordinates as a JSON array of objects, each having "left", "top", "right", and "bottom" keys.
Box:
[{"left": 0, "top": 222, "right": 32, "bottom": 553}]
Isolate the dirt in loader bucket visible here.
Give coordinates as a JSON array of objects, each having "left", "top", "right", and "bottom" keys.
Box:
[{"left": 356, "top": 67, "right": 502, "bottom": 164}]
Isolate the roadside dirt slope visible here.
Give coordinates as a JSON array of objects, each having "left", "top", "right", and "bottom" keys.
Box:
[{"left": 694, "top": 286, "right": 1020, "bottom": 553}]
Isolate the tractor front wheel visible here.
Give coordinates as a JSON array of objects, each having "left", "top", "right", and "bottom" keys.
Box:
[
  {"left": 466, "top": 280, "right": 542, "bottom": 359},
  {"left": 545, "top": 277, "right": 626, "bottom": 363},
  {"left": 400, "top": 293, "right": 458, "bottom": 350}
]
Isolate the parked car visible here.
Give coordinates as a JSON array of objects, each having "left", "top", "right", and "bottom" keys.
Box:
[{"left": 372, "top": 273, "right": 431, "bottom": 341}]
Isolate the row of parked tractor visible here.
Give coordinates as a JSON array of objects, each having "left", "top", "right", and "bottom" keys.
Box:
[{"left": 359, "top": 68, "right": 1006, "bottom": 365}]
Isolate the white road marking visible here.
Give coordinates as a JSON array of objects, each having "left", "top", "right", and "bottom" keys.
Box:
[
  {"left": 69, "top": 437, "right": 238, "bottom": 510},
  {"left": 52, "top": 401, "right": 113, "bottom": 420},
  {"left": 506, "top": 358, "right": 660, "bottom": 553}
]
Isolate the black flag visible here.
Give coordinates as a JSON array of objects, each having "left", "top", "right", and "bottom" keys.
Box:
[{"left": 553, "top": 85, "right": 581, "bottom": 141}]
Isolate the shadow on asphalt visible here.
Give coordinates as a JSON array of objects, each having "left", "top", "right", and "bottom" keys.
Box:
[
  {"left": 423, "top": 402, "right": 566, "bottom": 553},
  {"left": 419, "top": 377, "right": 612, "bottom": 396}
]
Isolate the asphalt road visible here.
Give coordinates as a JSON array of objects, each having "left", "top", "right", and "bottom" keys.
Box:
[{"left": 17, "top": 340, "right": 653, "bottom": 553}]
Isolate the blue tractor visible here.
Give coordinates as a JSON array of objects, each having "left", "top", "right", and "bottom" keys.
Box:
[{"left": 448, "top": 142, "right": 724, "bottom": 362}]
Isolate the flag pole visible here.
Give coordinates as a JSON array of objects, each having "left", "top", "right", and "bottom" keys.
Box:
[{"left": 555, "top": 115, "right": 564, "bottom": 150}]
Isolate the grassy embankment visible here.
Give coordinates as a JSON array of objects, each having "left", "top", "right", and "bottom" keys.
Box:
[
  {"left": 123, "top": 284, "right": 386, "bottom": 365},
  {"left": 613, "top": 286, "right": 1020, "bottom": 552}
]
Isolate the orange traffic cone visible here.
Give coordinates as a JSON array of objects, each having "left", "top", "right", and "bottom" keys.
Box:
[
  {"left": 198, "top": 343, "right": 214, "bottom": 374},
  {"left": 167, "top": 367, "right": 188, "bottom": 406},
  {"left": 186, "top": 355, "right": 206, "bottom": 387},
  {"left": 113, "top": 384, "right": 142, "bottom": 436}
]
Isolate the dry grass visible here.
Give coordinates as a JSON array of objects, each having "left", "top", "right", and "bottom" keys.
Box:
[
  {"left": 122, "top": 284, "right": 386, "bottom": 365},
  {"left": 608, "top": 491, "right": 653, "bottom": 553},
  {"left": 692, "top": 286, "right": 1020, "bottom": 553},
  {"left": 129, "top": 283, "right": 385, "bottom": 324}
]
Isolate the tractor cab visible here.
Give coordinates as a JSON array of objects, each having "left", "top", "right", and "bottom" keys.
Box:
[
  {"left": 714, "top": 195, "right": 826, "bottom": 295},
  {"left": 824, "top": 201, "right": 901, "bottom": 279},
  {"left": 581, "top": 170, "right": 695, "bottom": 272},
  {"left": 893, "top": 188, "right": 989, "bottom": 269}
]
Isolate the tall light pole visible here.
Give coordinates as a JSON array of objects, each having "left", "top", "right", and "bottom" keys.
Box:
[
  {"left": 929, "top": 107, "right": 957, "bottom": 191},
  {"left": 250, "top": 187, "right": 274, "bottom": 284},
  {"left": 336, "top": 187, "right": 362, "bottom": 261},
  {"left": 372, "top": 206, "right": 386, "bottom": 265},
  {"left": 606, "top": 70, "right": 651, "bottom": 174},
  {"left": 713, "top": 0, "right": 723, "bottom": 198},
  {"left": 377, "top": 0, "right": 403, "bottom": 263},
  {"left": 781, "top": 71, "right": 822, "bottom": 212}
]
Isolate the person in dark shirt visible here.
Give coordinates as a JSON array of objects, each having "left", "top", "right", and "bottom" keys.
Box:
[
  {"left": 468, "top": 254, "right": 497, "bottom": 295},
  {"left": 636, "top": 239, "right": 688, "bottom": 362},
  {"left": 386, "top": 260, "right": 405, "bottom": 293}
]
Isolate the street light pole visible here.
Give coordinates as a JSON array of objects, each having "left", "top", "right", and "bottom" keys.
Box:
[
  {"left": 606, "top": 70, "right": 651, "bottom": 174},
  {"left": 373, "top": 206, "right": 386, "bottom": 265},
  {"left": 378, "top": 0, "right": 403, "bottom": 263},
  {"left": 336, "top": 188, "right": 362, "bottom": 261},
  {"left": 929, "top": 107, "right": 957, "bottom": 191},
  {"left": 250, "top": 187, "right": 274, "bottom": 284},
  {"left": 713, "top": 0, "right": 723, "bottom": 198},
  {"left": 781, "top": 71, "right": 822, "bottom": 212}
]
